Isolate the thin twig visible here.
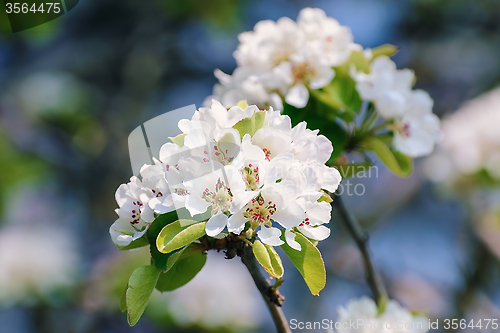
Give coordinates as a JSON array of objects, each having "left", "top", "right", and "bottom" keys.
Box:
[
  {"left": 240, "top": 245, "right": 291, "bottom": 333},
  {"left": 332, "top": 193, "right": 388, "bottom": 305}
]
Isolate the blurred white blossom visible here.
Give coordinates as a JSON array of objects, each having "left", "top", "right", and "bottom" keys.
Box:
[
  {"left": 149, "top": 252, "right": 262, "bottom": 330},
  {"left": 352, "top": 57, "right": 441, "bottom": 157},
  {"left": 425, "top": 87, "right": 500, "bottom": 182},
  {"left": 207, "top": 8, "right": 358, "bottom": 109},
  {"left": 0, "top": 224, "right": 79, "bottom": 306}
]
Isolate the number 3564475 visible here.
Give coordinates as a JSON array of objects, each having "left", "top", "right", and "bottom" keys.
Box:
[
  {"left": 5, "top": 3, "right": 61, "bottom": 14},
  {"left": 444, "top": 319, "right": 498, "bottom": 330}
]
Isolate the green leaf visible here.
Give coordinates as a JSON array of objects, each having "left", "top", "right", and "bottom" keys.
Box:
[
  {"left": 342, "top": 50, "right": 371, "bottom": 73},
  {"left": 253, "top": 240, "right": 284, "bottom": 278},
  {"left": 157, "top": 221, "right": 206, "bottom": 254},
  {"left": 281, "top": 232, "right": 326, "bottom": 296},
  {"left": 116, "top": 237, "right": 149, "bottom": 251},
  {"left": 169, "top": 133, "right": 186, "bottom": 147},
  {"left": 371, "top": 44, "right": 398, "bottom": 58},
  {"left": 126, "top": 265, "right": 161, "bottom": 326},
  {"left": 365, "top": 137, "right": 413, "bottom": 177},
  {"left": 323, "top": 70, "right": 362, "bottom": 116},
  {"left": 155, "top": 247, "right": 207, "bottom": 292},
  {"left": 147, "top": 210, "right": 186, "bottom": 271},
  {"left": 233, "top": 111, "right": 266, "bottom": 137},
  {"left": 165, "top": 243, "right": 204, "bottom": 271},
  {"left": 147, "top": 209, "right": 210, "bottom": 271},
  {"left": 119, "top": 284, "right": 128, "bottom": 313}
]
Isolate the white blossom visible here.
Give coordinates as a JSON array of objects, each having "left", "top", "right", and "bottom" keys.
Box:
[
  {"left": 352, "top": 56, "right": 441, "bottom": 157},
  {"left": 208, "top": 8, "right": 356, "bottom": 109},
  {"left": 109, "top": 176, "right": 155, "bottom": 246},
  {"left": 353, "top": 56, "right": 414, "bottom": 119}
]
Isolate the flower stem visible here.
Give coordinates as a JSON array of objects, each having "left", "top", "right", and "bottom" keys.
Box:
[
  {"left": 240, "top": 245, "right": 291, "bottom": 333},
  {"left": 332, "top": 193, "right": 388, "bottom": 305}
]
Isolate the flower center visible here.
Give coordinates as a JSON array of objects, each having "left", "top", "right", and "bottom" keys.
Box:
[
  {"left": 151, "top": 189, "right": 163, "bottom": 198},
  {"left": 173, "top": 188, "right": 188, "bottom": 196},
  {"left": 240, "top": 163, "right": 260, "bottom": 191},
  {"left": 291, "top": 61, "right": 314, "bottom": 83},
  {"left": 202, "top": 179, "right": 232, "bottom": 214},
  {"left": 130, "top": 201, "right": 144, "bottom": 225},
  {"left": 399, "top": 122, "right": 411, "bottom": 138},
  {"left": 243, "top": 195, "right": 276, "bottom": 229},
  {"left": 262, "top": 148, "right": 272, "bottom": 161},
  {"left": 165, "top": 164, "right": 179, "bottom": 172},
  {"left": 203, "top": 143, "right": 233, "bottom": 165},
  {"left": 298, "top": 218, "right": 310, "bottom": 227}
]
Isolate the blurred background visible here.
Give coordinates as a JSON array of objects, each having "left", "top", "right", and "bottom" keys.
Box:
[{"left": 0, "top": 0, "right": 500, "bottom": 332}]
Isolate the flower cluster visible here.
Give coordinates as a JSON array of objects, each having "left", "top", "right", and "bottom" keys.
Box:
[
  {"left": 208, "top": 7, "right": 358, "bottom": 109},
  {"left": 208, "top": 8, "right": 441, "bottom": 160},
  {"left": 110, "top": 100, "right": 341, "bottom": 251},
  {"left": 352, "top": 57, "right": 441, "bottom": 158},
  {"left": 336, "top": 297, "right": 428, "bottom": 333}
]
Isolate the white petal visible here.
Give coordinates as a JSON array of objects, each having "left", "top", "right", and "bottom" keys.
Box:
[
  {"left": 299, "top": 225, "right": 330, "bottom": 241},
  {"left": 184, "top": 128, "right": 209, "bottom": 149},
  {"left": 309, "top": 67, "right": 335, "bottom": 89},
  {"left": 258, "top": 226, "right": 284, "bottom": 246},
  {"left": 273, "top": 201, "right": 304, "bottom": 229},
  {"left": 227, "top": 211, "right": 247, "bottom": 234},
  {"left": 185, "top": 193, "right": 211, "bottom": 216},
  {"left": 206, "top": 213, "right": 229, "bottom": 237},
  {"left": 285, "top": 230, "right": 302, "bottom": 251},
  {"left": 285, "top": 83, "right": 309, "bottom": 108},
  {"left": 141, "top": 205, "right": 155, "bottom": 223},
  {"left": 376, "top": 90, "right": 406, "bottom": 118},
  {"left": 307, "top": 201, "right": 332, "bottom": 225},
  {"left": 322, "top": 166, "right": 342, "bottom": 192}
]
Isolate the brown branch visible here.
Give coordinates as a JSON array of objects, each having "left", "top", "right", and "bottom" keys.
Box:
[
  {"left": 332, "top": 193, "right": 388, "bottom": 305},
  {"left": 201, "top": 235, "right": 291, "bottom": 333},
  {"left": 239, "top": 245, "right": 291, "bottom": 333}
]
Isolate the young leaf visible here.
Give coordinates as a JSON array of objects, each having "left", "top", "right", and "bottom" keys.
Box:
[
  {"left": 119, "top": 284, "right": 128, "bottom": 313},
  {"left": 253, "top": 240, "right": 284, "bottom": 278},
  {"left": 342, "top": 50, "right": 371, "bottom": 73},
  {"left": 233, "top": 111, "right": 266, "bottom": 137},
  {"left": 266, "top": 244, "right": 284, "bottom": 278},
  {"left": 280, "top": 231, "right": 326, "bottom": 296},
  {"left": 155, "top": 247, "right": 207, "bottom": 292},
  {"left": 318, "top": 190, "right": 333, "bottom": 203},
  {"left": 365, "top": 137, "right": 413, "bottom": 177},
  {"left": 147, "top": 210, "right": 187, "bottom": 271},
  {"left": 371, "top": 44, "right": 398, "bottom": 58},
  {"left": 169, "top": 133, "right": 186, "bottom": 147},
  {"left": 156, "top": 221, "right": 206, "bottom": 254},
  {"left": 126, "top": 265, "right": 161, "bottom": 326},
  {"left": 323, "top": 69, "right": 362, "bottom": 116}
]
